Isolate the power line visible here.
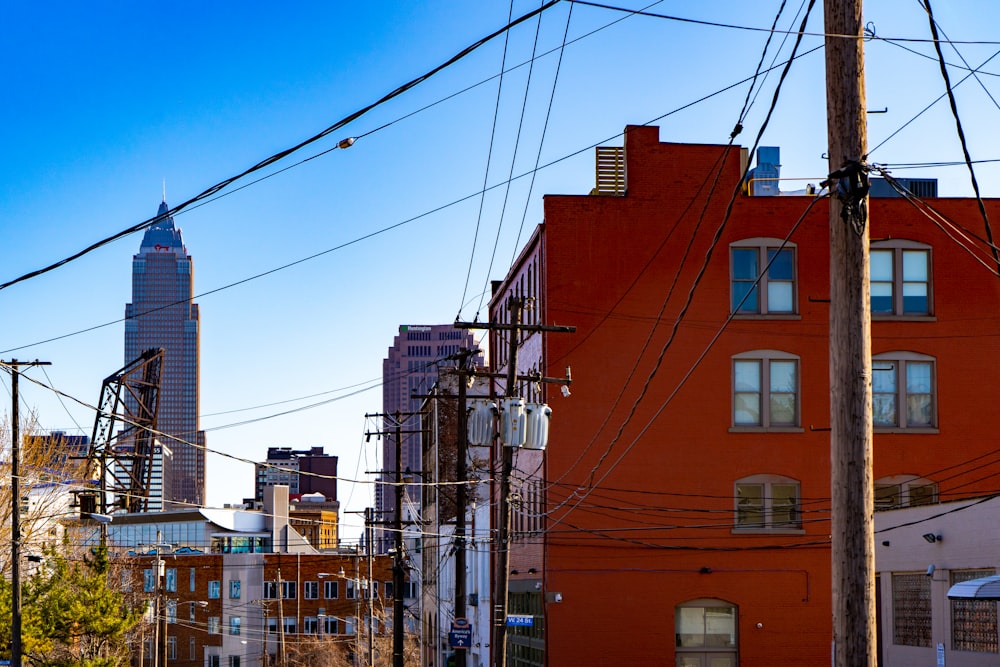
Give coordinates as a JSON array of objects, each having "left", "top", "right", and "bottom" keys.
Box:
[{"left": 0, "top": 0, "right": 562, "bottom": 295}]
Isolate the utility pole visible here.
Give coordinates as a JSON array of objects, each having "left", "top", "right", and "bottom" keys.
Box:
[
  {"left": 5, "top": 359, "right": 51, "bottom": 667},
  {"left": 365, "top": 412, "right": 422, "bottom": 667},
  {"left": 493, "top": 298, "right": 522, "bottom": 667},
  {"left": 824, "top": 1, "right": 875, "bottom": 666},
  {"left": 456, "top": 296, "right": 573, "bottom": 667},
  {"left": 454, "top": 352, "right": 472, "bottom": 667},
  {"left": 393, "top": 413, "right": 405, "bottom": 667},
  {"left": 366, "top": 508, "right": 375, "bottom": 667}
]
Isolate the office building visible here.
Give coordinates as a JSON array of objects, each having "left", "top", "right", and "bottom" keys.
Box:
[
  {"left": 125, "top": 200, "right": 205, "bottom": 508},
  {"left": 378, "top": 325, "right": 481, "bottom": 551}
]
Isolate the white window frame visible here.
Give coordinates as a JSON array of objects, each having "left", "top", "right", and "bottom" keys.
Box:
[
  {"left": 734, "top": 474, "right": 802, "bottom": 532},
  {"left": 872, "top": 352, "right": 936, "bottom": 430},
  {"left": 874, "top": 475, "right": 938, "bottom": 510},
  {"left": 324, "top": 580, "right": 339, "bottom": 599},
  {"left": 870, "top": 240, "right": 932, "bottom": 317},
  {"left": 730, "top": 239, "right": 797, "bottom": 316},
  {"left": 304, "top": 581, "right": 319, "bottom": 600},
  {"left": 731, "top": 350, "right": 801, "bottom": 429}
]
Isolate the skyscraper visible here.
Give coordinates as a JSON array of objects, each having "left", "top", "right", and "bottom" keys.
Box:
[
  {"left": 378, "top": 324, "right": 481, "bottom": 550},
  {"left": 125, "top": 200, "right": 205, "bottom": 508}
]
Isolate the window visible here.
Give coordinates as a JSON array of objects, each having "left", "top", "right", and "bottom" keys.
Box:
[
  {"left": 732, "top": 351, "right": 799, "bottom": 428},
  {"left": 304, "top": 616, "right": 319, "bottom": 634},
  {"left": 207, "top": 617, "right": 221, "bottom": 635},
  {"left": 230, "top": 617, "right": 241, "bottom": 636},
  {"left": 384, "top": 582, "right": 393, "bottom": 600},
  {"left": 324, "top": 580, "right": 339, "bottom": 599},
  {"left": 731, "top": 241, "right": 796, "bottom": 314},
  {"left": 263, "top": 581, "right": 279, "bottom": 599},
  {"left": 267, "top": 618, "right": 277, "bottom": 635},
  {"left": 167, "top": 637, "right": 176, "bottom": 660},
  {"left": 229, "top": 658, "right": 241, "bottom": 667},
  {"left": 675, "top": 599, "right": 738, "bottom": 666},
  {"left": 370, "top": 581, "right": 379, "bottom": 599},
  {"left": 208, "top": 580, "right": 221, "bottom": 599},
  {"left": 209, "top": 656, "right": 220, "bottom": 667},
  {"left": 166, "top": 600, "right": 177, "bottom": 624},
  {"left": 346, "top": 580, "right": 356, "bottom": 600},
  {"left": 324, "top": 616, "right": 339, "bottom": 634},
  {"left": 346, "top": 616, "right": 356, "bottom": 635},
  {"left": 189, "top": 637, "right": 196, "bottom": 661},
  {"left": 281, "top": 581, "right": 296, "bottom": 599},
  {"left": 951, "top": 569, "right": 998, "bottom": 653},
  {"left": 229, "top": 579, "right": 241, "bottom": 599},
  {"left": 892, "top": 573, "right": 931, "bottom": 647},
  {"left": 872, "top": 353, "right": 935, "bottom": 429},
  {"left": 871, "top": 242, "right": 931, "bottom": 316},
  {"left": 304, "top": 581, "right": 319, "bottom": 599},
  {"left": 283, "top": 618, "right": 296, "bottom": 634},
  {"left": 165, "top": 568, "right": 177, "bottom": 592},
  {"left": 143, "top": 569, "right": 155, "bottom": 593},
  {"left": 734, "top": 475, "right": 801, "bottom": 530},
  {"left": 190, "top": 568, "right": 196, "bottom": 592},
  {"left": 874, "top": 476, "right": 938, "bottom": 510}
]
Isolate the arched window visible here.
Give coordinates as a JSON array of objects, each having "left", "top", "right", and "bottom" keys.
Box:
[
  {"left": 734, "top": 474, "right": 802, "bottom": 531},
  {"left": 732, "top": 350, "right": 800, "bottom": 428},
  {"left": 872, "top": 351, "right": 936, "bottom": 430},
  {"left": 730, "top": 238, "right": 797, "bottom": 315},
  {"left": 874, "top": 475, "right": 937, "bottom": 510},
  {"left": 870, "top": 240, "right": 932, "bottom": 316},
  {"left": 675, "top": 599, "right": 738, "bottom": 666}
]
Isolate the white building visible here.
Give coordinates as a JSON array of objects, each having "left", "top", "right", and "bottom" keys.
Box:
[{"left": 875, "top": 495, "right": 1000, "bottom": 666}]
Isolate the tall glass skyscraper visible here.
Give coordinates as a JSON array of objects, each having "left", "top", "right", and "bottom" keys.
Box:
[{"left": 125, "top": 200, "right": 205, "bottom": 508}]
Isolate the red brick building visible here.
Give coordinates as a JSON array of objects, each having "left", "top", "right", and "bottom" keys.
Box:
[
  {"left": 487, "top": 125, "right": 1000, "bottom": 665},
  {"left": 125, "top": 551, "right": 393, "bottom": 667}
]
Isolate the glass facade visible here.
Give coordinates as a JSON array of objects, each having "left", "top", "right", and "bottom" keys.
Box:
[{"left": 125, "top": 201, "right": 205, "bottom": 507}]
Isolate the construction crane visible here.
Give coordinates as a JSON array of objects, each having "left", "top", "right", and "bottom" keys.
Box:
[{"left": 82, "top": 348, "right": 165, "bottom": 515}]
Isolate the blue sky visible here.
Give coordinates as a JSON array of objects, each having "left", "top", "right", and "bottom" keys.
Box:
[{"left": 3, "top": 1, "right": 999, "bottom": 543}]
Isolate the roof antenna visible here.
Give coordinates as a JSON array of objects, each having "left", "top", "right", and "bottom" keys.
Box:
[{"left": 162, "top": 179, "right": 167, "bottom": 204}]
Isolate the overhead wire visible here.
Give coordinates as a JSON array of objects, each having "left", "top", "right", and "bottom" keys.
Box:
[
  {"left": 474, "top": 0, "right": 551, "bottom": 319},
  {"left": 920, "top": 0, "right": 1000, "bottom": 272},
  {"left": 459, "top": 0, "right": 517, "bottom": 323},
  {"left": 0, "top": 42, "right": 826, "bottom": 363},
  {"left": 534, "top": 0, "right": 808, "bottom": 491},
  {"left": 0, "top": 0, "right": 563, "bottom": 295}
]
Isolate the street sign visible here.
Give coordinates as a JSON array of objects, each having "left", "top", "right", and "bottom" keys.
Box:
[
  {"left": 506, "top": 614, "right": 534, "bottom": 627},
  {"left": 449, "top": 627, "right": 472, "bottom": 649},
  {"left": 452, "top": 617, "right": 470, "bottom": 629}
]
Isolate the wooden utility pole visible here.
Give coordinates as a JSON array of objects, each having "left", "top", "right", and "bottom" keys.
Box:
[
  {"left": 824, "top": 1, "right": 875, "bottom": 665},
  {"left": 456, "top": 296, "right": 573, "bottom": 667},
  {"left": 393, "top": 414, "right": 405, "bottom": 667},
  {"left": 454, "top": 352, "right": 472, "bottom": 667},
  {"left": 5, "top": 359, "right": 50, "bottom": 667}
]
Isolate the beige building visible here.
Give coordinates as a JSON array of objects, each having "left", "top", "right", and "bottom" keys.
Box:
[{"left": 875, "top": 495, "right": 1000, "bottom": 666}]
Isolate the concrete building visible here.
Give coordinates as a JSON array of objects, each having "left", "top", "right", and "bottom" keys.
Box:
[
  {"left": 378, "top": 325, "right": 482, "bottom": 551},
  {"left": 486, "top": 125, "right": 1000, "bottom": 665},
  {"left": 125, "top": 200, "right": 205, "bottom": 508},
  {"left": 875, "top": 496, "right": 1000, "bottom": 666}
]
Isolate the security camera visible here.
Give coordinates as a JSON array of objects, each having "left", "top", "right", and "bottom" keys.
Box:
[
  {"left": 560, "top": 385, "right": 571, "bottom": 398},
  {"left": 926, "top": 564, "right": 935, "bottom": 577}
]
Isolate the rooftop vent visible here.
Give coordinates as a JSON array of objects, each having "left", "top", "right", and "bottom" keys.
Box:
[{"left": 592, "top": 146, "right": 625, "bottom": 195}]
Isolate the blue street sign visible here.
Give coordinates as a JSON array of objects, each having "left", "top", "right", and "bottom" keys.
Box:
[
  {"left": 506, "top": 614, "right": 534, "bottom": 627},
  {"left": 449, "top": 626, "right": 473, "bottom": 649}
]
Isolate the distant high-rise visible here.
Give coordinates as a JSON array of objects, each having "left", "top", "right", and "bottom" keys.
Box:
[
  {"left": 378, "top": 324, "right": 482, "bottom": 550},
  {"left": 125, "top": 201, "right": 205, "bottom": 508}
]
